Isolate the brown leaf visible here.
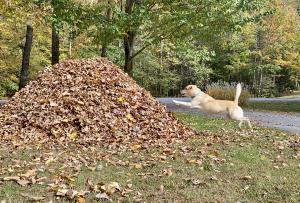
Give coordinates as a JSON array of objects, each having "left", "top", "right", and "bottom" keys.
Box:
[
  {"left": 21, "top": 169, "right": 37, "bottom": 178},
  {"left": 76, "top": 196, "right": 86, "bottom": 203},
  {"left": 242, "top": 175, "right": 252, "bottom": 180},
  {"left": 0, "top": 58, "right": 198, "bottom": 151},
  {"left": 3, "top": 176, "right": 20, "bottom": 181},
  {"left": 100, "top": 182, "right": 121, "bottom": 195},
  {"left": 162, "top": 168, "right": 173, "bottom": 176},
  {"left": 159, "top": 185, "right": 164, "bottom": 195},
  {"left": 17, "top": 179, "right": 31, "bottom": 186},
  {"left": 56, "top": 189, "right": 69, "bottom": 197}
]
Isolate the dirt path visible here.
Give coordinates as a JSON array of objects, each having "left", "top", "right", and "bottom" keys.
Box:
[{"left": 158, "top": 98, "right": 300, "bottom": 134}]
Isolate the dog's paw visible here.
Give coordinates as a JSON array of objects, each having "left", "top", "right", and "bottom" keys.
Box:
[{"left": 173, "top": 100, "right": 180, "bottom": 105}]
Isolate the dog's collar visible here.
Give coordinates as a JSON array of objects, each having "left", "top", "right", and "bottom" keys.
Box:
[{"left": 191, "top": 92, "right": 202, "bottom": 99}]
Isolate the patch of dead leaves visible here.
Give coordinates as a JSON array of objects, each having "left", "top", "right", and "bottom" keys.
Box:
[{"left": 0, "top": 58, "right": 198, "bottom": 149}]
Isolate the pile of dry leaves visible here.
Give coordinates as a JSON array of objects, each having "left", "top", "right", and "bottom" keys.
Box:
[{"left": 0, "top": 58, "right": 197, "bottom": 148}]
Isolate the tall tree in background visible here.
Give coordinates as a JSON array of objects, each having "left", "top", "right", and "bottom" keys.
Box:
[
  {"left": 210, "top": 0, "right": 300, "bottom": 96},
  {"left": 123, "top": 0, "right": 139, "bottom": 76},
  {"left": 19, "top": 24, "right": 33, "bottom": 89},
  {"left": 51, "top": 0, "right": 60, "bottom": 65},
  {"left": 4, "top": 0, "right": 300, "bottom": 98},
  {"left": 101, "top": 1, "right": 112, "bottom": 57}
]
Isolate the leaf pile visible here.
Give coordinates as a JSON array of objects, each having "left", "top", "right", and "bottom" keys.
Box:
[{"left": 0, "top": 58, "right": 197, "bottom": 148}]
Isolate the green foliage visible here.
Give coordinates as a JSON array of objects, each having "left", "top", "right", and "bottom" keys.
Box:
[
  {"left": 133, "top": 40, "right": 213, "bottom": 96},
  {"left": 0, "top": 0, "right": 299, "bottom": 98},
  {"left": 210, "top": 0, "right": 300, "bottom": 97},
  {"left": 0, "top": 1, "right": 54, "bottom": 97}
]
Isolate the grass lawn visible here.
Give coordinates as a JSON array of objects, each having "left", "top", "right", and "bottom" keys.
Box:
[
  {"left": 0, "top": 114, "right": 299, "bottom": 202},
  {"left": 279, "top": 90, "right": 300, "bottom": 99},
  {"left": 247, "top": 101, "right": 300, "bottom": 113}
]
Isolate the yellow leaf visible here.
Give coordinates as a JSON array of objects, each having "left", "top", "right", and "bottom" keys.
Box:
[
  {"left": 68, "top": 132, "right": 77, "bottom": 141},
  {"left": 76, "top": 196, "right": 86, "bottom": 203},
  {"left": 117, "top": 97, "right": 125, "bottom": 102},
  {"left": 100, "top": 182, "right": 121, "bottom": 195},
  {"left": 132, "top": 163, "right": 142, "bottom": 169},
  {"left": 126, "top": 114, "right": 136, "bottom": 122},
  {"left": 187, "top": 159, "right": 197, "bottom": 164},
  {"left": 39, "top": 98, "right": 49, "bottom": 104},
  {"left": 130, "top": 144, "right": 141, "bottom": 151}
]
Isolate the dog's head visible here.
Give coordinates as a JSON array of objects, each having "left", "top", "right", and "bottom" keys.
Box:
[{"left": 181, "top": 85, "right": 202, "bottom": 97}]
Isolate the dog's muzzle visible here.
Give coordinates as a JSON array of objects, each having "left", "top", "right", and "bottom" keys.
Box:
[{"left": 180, "top": 90, "right": 188, "bottom": 96}]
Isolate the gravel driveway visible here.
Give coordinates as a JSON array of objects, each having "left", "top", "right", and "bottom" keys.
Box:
[{"left": 158, "top": 98, "right": 300, "bottom": 134}]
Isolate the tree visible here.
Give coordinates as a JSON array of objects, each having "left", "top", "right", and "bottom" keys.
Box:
[
  {"left": 83, "top": 0, "right": 269, "bottom": 76},
  {"left": 19, "top": 24, "right": 33, "bottom": 89},
  {"left": 51, "top": 23, "right": 60, "bottom": 65},
  {"left": 210, "top": 0, "right": 300, "bottom": 96},
  {"left": 101, "top": 1, "right": 112, "bottom": 57}
]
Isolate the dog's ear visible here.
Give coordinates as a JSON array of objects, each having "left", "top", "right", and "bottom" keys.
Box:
[{"left": 187, "top": 86, "right": 193, "bottom": 90}]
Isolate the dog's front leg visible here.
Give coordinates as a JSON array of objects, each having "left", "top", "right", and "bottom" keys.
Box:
[
  {"left": 173, "top": 100, "right": 202, "bottom": 110},
  {"left": 173, "top": 100, "right": 191, "bottom": 107}
]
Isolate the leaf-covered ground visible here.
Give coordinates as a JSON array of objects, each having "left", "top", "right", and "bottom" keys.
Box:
[{"left": 0, "top": 113, "right": 299, "bottom": 202}]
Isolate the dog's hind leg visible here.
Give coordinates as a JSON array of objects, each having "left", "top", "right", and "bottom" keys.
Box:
[
  {"left": 238, "top": 117, "right": 252, "bottom": 129},
  {"left": 245, "top": 117, "right": 252, "bottom": 129},
  {"left": 238, "top": 120, "right": 244, "bottom": 129}
]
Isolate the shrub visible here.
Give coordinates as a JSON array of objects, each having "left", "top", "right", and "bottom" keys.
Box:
[{"left": 206, "top": 82, "right": 251, "bottom": 106}]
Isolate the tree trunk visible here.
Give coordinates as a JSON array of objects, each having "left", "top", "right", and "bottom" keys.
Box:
[
  {"left": 101, "top": 45, "right": 107, "bottom": 57},
  {"left": 52, "top": 22, "right": 60, "bottom": 65},
  {"left": 123, "top": 0, "right": 136, "bottom": 77},
  {"left": 68, "top": 27, "right": 73, "bottom": 58},
  {"left": 253, "top": 68, "right": 256, "bottom": 97},
  {"left": 68, "top": 39, "right": 72, "bottom": 58},
  {"left": 259, "top": 69, "right": 263, "bottom": 96},
  {"left": 124, "top": 31, "right": 135, "bottom": 76},
  {"left": 160, "top": 40, "right": 163, "bottom": 65},
  {"left": 19, "top": 24, "right": 33, "bottom": 90},
  {"left": 101, "top": 4, "right": 112, "bottom": 57}
]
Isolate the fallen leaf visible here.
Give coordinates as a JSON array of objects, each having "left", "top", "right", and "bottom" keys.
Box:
[
  {"left": 3, "top": 176, "right": 20, "bottom": 181},
  {"left": 17, "top": 179, "right": 31, "bottom": 186},
  {"left": 162, "top": 168, "right": 173, "bottom": 176},
  {"left": 68, "top": 132, "right": 77, "bottom": 141},
  {"left": 95, "top": 193, "right": 112, "bottom": 201},
  {"left": 56, "top": 189, "right": 69, "bottom": 197},
  {"left": 132, "top": 163, "right": 143, "bottom": 169},
  {"left": 117, "top": 97, "right": 125, "bottom": 103},
  {"left": 21, "top": 169, "right": 37, "bottom": 178},
  {"left": 76, "top": 196, "right": 86, "bottom": 203},
  {"left": 2, "top": 176, "right": 30, "bottom": 186},
  {"left": 159, "top": 185, "right": 164, "bottom": 195},
  {"left": 126, "top": 114, "right": 136, "bottom": 122},
  {"left": 242, "top": 175, "right": 252, "bottom": 180},
  {"left": 100, "top": 182, "right": 121, "bottom": 195}
]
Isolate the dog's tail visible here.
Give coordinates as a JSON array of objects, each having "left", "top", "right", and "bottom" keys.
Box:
[{"left": 234, "top": 83, "right": 242, "bottom": 105}]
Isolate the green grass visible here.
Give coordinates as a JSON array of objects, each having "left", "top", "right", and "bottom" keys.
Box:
[
  {"left": 278, "top": 90, "right": 300, "bottom": 98},
  {"left": 248, "top": 101, "right": 300, "bottom": 113},
  {"left": 0, "top": 114, "right": 299, "bottom": 202}
]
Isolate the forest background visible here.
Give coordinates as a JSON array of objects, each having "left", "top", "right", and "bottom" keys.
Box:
[{"left": 1, "top": 0, "right": 300, "bottom": 98}]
